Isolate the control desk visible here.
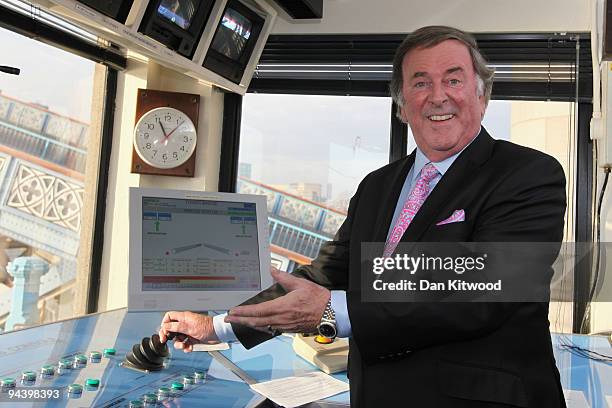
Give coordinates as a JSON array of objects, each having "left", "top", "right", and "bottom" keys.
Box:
[{"left": 0, "top": 309, "right": 610, "bottom": 407}]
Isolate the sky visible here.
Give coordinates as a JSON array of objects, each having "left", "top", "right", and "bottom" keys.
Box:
[{"left": 0, "top": 26, "right": 96, "bottom": 123}]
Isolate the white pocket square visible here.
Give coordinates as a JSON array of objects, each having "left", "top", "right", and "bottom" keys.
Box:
[{"left": 436, "top": 209, "right": 465, "bottom": 226}]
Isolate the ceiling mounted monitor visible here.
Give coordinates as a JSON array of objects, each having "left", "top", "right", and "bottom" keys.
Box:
[
  {"left": 202, "top": 0, "right": 265, "bottom": 84},
  {"left": 273, "top": 0, "right": 322, "bottom": 19},
  {"left": 139, "top": 0, "right": 216, "bottom": 58},
  {"left": 76, "top": 0, "right": 134, "bottom": 23}
]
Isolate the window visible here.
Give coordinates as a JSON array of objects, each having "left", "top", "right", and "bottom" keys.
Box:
[
  {"left": 237, "top": 93, "right": 391, "bottom": 271},
  {"left": 408, "top": 100, "right": 576, "bottom": 333},
  {"left": 0, "top": 26, "right": 103, "bottom": 331}
]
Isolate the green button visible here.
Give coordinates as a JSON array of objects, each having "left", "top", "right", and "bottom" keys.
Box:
[
  {"left": 103, "top": 348, "right": 116, "bottom": 356},
  {"left": 68, "top": 384, "right": 83, "bottom": 393},
  {"left": 129, "top": 401, "right": 144, "bottom": 408},
  {"left": 194, "top": 370, "right": 206, "bottom": 379},
  {"left": 21, "top": 371, "right": 36, "bottom": 382},
  {"left": 89, "top": 351, "right": 102, "bottom": 359},
  {"left": 142, "top": 393, "right": 157, "bottom": 403},
  {"left": 86, "top": 378, "right": 100, "bottom": 387},
  {"left": 59, "top": 359, "right": 72, "bottom": 368},
  {"left": 0, "top": 378, "right": 16, "bottom": 388},
  {"left": 171, "top": 382, "right": 184, "bottom": 390},
  {"left": 41, "top": 365, "right": 55, "bottom": 375},
  {"left": 74, "top": 355, "right": 87, "bottom": 364}
]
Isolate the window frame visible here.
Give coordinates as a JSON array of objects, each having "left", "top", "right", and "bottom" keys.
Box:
[{"left": 0, "top": 5, "right": 126, "bottom": 316}]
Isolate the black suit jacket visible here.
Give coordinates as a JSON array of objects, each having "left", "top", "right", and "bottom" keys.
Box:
[{"left": 233, "top": 128, "right": 568, "bottom": 408}]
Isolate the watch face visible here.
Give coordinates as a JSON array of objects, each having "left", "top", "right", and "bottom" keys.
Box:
[
  {"left": 319, "top": 322, "right": 337, "bottom": 339},
  {"left": 134, "top": 107, "right": 197, "bottom": 169}
]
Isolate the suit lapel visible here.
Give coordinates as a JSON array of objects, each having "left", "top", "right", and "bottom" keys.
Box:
[
  {"left": 374, "top": 151, "right": 416, "bottom": 243},
  {"left": 401, "top": 128, "right": 495, "bottom": 243}
]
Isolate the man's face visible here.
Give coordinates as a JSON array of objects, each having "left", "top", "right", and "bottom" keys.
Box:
[{"left": 399, "top": 40, "right": 486, "bottom": 162}]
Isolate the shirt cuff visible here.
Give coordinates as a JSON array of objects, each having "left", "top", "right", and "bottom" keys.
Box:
[
  {"left": 212, "top": 313, "right": 237, "bottom": 343},
  {"left": 331, "top": 290, "right": 352, "bottom": 338}
]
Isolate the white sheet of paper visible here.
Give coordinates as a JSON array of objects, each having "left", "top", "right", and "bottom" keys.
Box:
[
  {"left": 192, "top": 342, "right": 230, "bottom": 352},
  {"left": 563, "top": 389, "right": 590, "bottom": 408},
  {"left": 605, "top": 395, "right": 612, "bottom": 408},
  {"left": 250, "top": 371, "right": 349, "bottom": 408}
]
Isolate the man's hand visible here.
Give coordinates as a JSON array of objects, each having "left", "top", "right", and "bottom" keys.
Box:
[
  {"left": 225, "top": 268, "right": 330, "bottom": 333},
  {"left": 159, "top": 311, "right": 220, "bottom": 353}
]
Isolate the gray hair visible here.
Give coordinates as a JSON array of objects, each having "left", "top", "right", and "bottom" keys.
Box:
[{"left": 390, "top": 26, "right": 495, "bottom": 110}]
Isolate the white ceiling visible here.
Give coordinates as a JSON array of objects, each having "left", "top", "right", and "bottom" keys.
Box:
[{"left": 271, "top": 0, "right": 590, "bottom": 34}]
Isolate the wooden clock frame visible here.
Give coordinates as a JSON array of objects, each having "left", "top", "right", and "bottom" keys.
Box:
[{"left": 131, "top": 89, "right": 200, "bottom": 177}]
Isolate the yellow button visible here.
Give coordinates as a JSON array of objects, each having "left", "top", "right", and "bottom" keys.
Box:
[{"left": 314, "top": 335, "right": 333, "bottom": 344}]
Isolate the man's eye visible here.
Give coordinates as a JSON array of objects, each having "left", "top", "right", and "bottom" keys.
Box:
[
  {"left": 414, "top": 82, "right": 428, "bottom": 88},
  {"left": 448, "top": 79, "right": 461, "bottom": 86}
]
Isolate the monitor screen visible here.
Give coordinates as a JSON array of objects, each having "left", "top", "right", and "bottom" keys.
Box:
[
  {"left": 157, "top": 0, "right": 196, "bottom": 30},
  {"left": 77, "top": 0, "right": 133, "bottom": 23},
  {"left": 129, "top": 188, "right": 271, "bottom": 311},
  {"left": 210, "top": 7, "right": 253, "bottom": 61},
  {"left": 141, "top": 197, "right": 261, "bottom": 291}
]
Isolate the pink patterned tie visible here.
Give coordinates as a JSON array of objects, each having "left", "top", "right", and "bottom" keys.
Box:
[{"left": 383, "top": 162, "right": 440, "bottom": 257}]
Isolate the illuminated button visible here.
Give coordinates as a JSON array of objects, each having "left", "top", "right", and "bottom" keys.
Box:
[
  {"left": 171, "top": 382, "right": 184, "bottom": 391},
  {"left": 74, "top": 354, "right": 87, "bottom": 367},
  {"left": 58, "top": 359, "right": 72, "bottom": 369},
  {"left": 41, "top": 365, "right": 55, "bottom": 377},
  {"left": 89, "top": 351, "right": 102, "bottom": 362},
  {"left": 21, "top": 371, "right": 36, "bottom": 382},
  {"left": 86, "top": 378, "right": 100, "bottom": 387},
  {"left": 103, "top": 348, "right": 116, "bottom": 356},
  {"left": 129, "top": 400, "right": 144, "bottom": 408},
  {"left": 194, "top": 370, "right": 206, "bottom": 380},
  {"left": 142, "top": 393, "right": 157, "bottom": 403},
  {"left": 182, "top": 375, "right": 195, "bottom": 385},
  {"left": 314, "top": 335, "right": 333, "bottom": 344},
  {"left": 67, "top": 384, "right": 83, "bottom": 394},
  {"left": 0, "top": 378, "right": 16, "bottom": 389},
  {"left": 157, "top": 387, "right": 170, "bottom": 398}
]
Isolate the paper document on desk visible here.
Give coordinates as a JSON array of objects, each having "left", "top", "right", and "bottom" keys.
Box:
[
  {"left": 192, "top": 342, "right": 230, "bottom": 352},
  {"left": 250, "top": 371, "right": 349, "bottom": 408}
]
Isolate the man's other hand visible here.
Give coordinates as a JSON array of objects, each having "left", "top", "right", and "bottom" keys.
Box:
[
  {"left": 225, "top": 268, "right": 330, "bottom": 334},
  {"left": 159, "top": 311, "right": 220, "bottom": 353}
]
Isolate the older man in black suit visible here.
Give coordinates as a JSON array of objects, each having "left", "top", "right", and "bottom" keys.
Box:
[{"left": 160, "top": 26, "right": 567, "bottom": 408}]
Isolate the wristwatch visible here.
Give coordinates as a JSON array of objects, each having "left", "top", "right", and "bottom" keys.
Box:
[{"left": 317, "top": 298, "right": 337, "bottom": 340}]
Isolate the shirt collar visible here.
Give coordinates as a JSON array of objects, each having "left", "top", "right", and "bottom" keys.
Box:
[{"left": 411, "top": 126, "right": 482, "bottom": 184}]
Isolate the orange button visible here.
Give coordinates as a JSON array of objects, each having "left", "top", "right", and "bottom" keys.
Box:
[{"left": 314, "top": 335, "right": 333, "bottom": 344}]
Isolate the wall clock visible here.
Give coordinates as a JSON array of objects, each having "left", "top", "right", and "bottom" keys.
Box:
[{"left": 132, "top": 89, "right": 200, "bottom": 177}]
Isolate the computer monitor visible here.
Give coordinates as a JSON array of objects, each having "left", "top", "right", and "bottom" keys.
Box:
[
  {"left": 139, "top": 0, "right": 216, "bottom": 58},
  {"left": 128, "top": 188, "right": 271, "bottom": 311},
  {"left": 203, "top": 0, "right": 265, "bottom": 83},
  {"left": 77, "top": 0, "right": 134, "bottom": 23}
]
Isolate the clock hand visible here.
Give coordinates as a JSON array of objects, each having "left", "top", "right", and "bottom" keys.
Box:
[
  {"left": 159, "top": 121, "right": 169, "bottom": 144},
  {"left": 166, "top": 120, "right": 186, "bottom": 139}
]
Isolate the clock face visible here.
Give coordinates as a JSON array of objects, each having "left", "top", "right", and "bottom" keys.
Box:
[{"left": 134, "top": 107, "right": 197, "bottom": 169}]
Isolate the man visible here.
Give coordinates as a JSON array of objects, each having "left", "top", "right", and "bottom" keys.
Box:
[{"left": 160, "top": 26, "right": 567, "bottom": 407}]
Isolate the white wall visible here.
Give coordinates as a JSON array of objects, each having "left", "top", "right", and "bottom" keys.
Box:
[
  {"left": 271, "top": 0, "right": 590, "bottom": 34},
  {"left": 97, "top": 54, "right": 225, "bottom": 311}
]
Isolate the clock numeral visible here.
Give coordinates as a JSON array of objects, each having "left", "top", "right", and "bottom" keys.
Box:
[
  {"left": 162, "top": 153, "right": 167, "bottom": 161},
  {"left": 183, "top": 136, "right": 189, "bottom": 143},
  {"left": 173, "top": 152, "right": 178, "bottom": 159},
  {"left": 153, "top": 150, "right": 158, "bottom": 157},
  {"left": 145, "top": 143, "right": 152, "bottom": 149},
  {"left": 144, "top": 133, "right": 149, "bottom": 139},
  {"left": 165, "top": 114, "right": 171, "bottom": 122},
  {"left": 180, "top": 146, "right": 185, "bottom": 151},
  {"left": 147, "top": 123, "right": 154, "bottom": 130}
]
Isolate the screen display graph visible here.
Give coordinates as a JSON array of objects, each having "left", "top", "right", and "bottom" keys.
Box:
[{"left": 141, "top": 197, "right": 261, "bottom": 291}]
